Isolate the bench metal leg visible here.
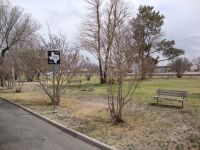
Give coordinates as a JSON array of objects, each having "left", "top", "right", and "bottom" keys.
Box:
[{"left": 181, "top": 101, "right": 183, "bottom": 108}]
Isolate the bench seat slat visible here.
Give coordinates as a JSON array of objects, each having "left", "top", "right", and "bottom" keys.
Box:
[
  {"left": 68, "top": 80, "right": 82, "bottom": 87},
  {"left": 158, "top": 93, "right": 186, "bottom": 97},
  {"left": 157, "top": 96, "right": 183, "bottom": 101}
]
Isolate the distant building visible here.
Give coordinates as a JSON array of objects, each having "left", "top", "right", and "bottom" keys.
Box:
[{"left": 154, "top": 66, "right": 171, "bottom": 73}]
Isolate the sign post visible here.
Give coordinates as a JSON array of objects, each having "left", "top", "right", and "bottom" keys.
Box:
[
  {"left": 52, "top": 64, "right": 56, "bottom": 112},
  {"left": 48, "top": 44, "right": 60, "bottom": 113}
]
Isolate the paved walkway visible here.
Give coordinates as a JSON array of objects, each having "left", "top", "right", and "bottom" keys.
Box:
[{"left": 0, "top": 98, "right": 100, "bottom": 150}]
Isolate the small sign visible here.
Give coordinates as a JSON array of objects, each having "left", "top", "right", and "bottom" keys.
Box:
[
  {"left": 49, "top": 44, "right": 60, "bottom": 51},
  {"left": 48, "top": 51, "right": 60, "bottom": 64}
]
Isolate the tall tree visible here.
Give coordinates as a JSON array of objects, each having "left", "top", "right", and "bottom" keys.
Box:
[
  {"left": 102, "top": 0, "right": 129, "bottom": 82},
  {"left": 129, "top": 5, "right": 184, "bottom": 79},
  {"left": 79, "top": 0, "right": 128, "bottom": 83},
  {"left": 16, "top": 42, "right": 46, "bottom": 82},
  {"left": 79, "top": 0, "right": 104, "bottom": 83},
  {"left": 0, "top": 0, "right": 39, "bottom": 64}
]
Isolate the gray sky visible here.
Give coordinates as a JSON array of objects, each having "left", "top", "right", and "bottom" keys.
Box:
[{"left": 11, "top": 0, "right": 200, "bottom": 63}]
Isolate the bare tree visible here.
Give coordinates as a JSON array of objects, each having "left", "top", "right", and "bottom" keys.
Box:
[
  {"left": 0, "top": 0, "right": 39, "bottom": 86},
  {"left": 170, "top": 57, "right": 192, "bottom": 78},
  {"left": 102, "top": 0, "right": 129, "bottom": 82},
  {"left": 193, "top": 57, "right": 200, "bottom": 72},
  {"left": 0, "top": 56, "right": 12, "bottom": 87},
  {"left": 107, "top": 25, "right": 141, "bottom": 124},
  {"left": 0, "top": 0, "right": 39, "bottom": 64},
  {"left": 38, "top": 33, "right": 86, "bottom": 106},
  {"left": 79, "top": 0, "right": 104, "bottom": 83},
  {"left": 15, "top": 41, "right": 46, "bottom": 82},
  {"left": 79, "top": 0, "right": 128, "bottom": 83},
  {"left": 13, "top": 66, "right": 24, "bottom": 92},
  {"left": 0, "top": 46, "right": 25, "bottom": 91}
]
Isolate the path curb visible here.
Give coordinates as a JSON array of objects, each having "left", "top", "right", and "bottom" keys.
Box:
[{"left": 0, "top": 97, "right": 118, "bottom": 150}]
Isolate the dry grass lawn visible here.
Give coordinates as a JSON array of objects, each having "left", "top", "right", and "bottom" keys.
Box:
[{"left": 0, "top": 79, "right": 200, "bottom": 150}]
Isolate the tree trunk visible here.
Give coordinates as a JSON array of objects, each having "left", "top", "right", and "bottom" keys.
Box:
[
  {"left": 197, "top": 66, "right": 200, "bottom": 72},
  {"left": 140, "top": 52, "right": 147, "bottom": 80},
  {"left": 26, "top": 75, "right": 34, "bottom": 82},
  {"left": 111, "top": 113, "right": 124, "bottom": 124},
  {"left": 0, "top": 75, "right": 5, "bottom": 87},
  {"left": 110, "top": 80, "right": 124, "bottom": 124},
  {"left": 103, "top": 48, "right": 109, "bottom": 83},
  {"left": 6, "top": 79, "right": 12, "bottom": 89},
  {"left": 96, "top": 1, "right": 104, "bottom": 84},
  {"left": 99, "top": 58, "right": 106, "bottom": 84},
  {"left": 176, "top": 74, "right": 182, "bottom": 78},
  {"left": 140, "top": 64, "right": 147, "bottom": 80},
  {"left": 141, "top": 72, "right": 146, "bottom": 80},
  {"left": 0, "top": 57, "right": 4, "bottom": 65},
  {"left": 103, "top": 69, "right": 107, "bottom": 83},
  {"left": 36, "top": 72, "right": 40, "bottom": 81},
  {"left": 0, "top": 47, "right": 9, "bottom": 65},
  {"left": 55, "top": 97, "right": 60, "bottom": 106}
]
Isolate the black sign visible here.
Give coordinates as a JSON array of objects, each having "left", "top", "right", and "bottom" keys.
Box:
[{"left": 48, "top": 51, "right": 60, "bottom": 64}]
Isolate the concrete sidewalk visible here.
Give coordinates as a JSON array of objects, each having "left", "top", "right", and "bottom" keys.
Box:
[{"left": 0, "top": 98, "right": 104, "bottom": 150}]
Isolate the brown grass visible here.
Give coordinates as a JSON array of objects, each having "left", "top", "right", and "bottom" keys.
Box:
[{"left": 0, "top": 81, "right": 200, "bottom": 150}]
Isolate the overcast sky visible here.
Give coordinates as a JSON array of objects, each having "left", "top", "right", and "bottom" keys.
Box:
[{"left": 11, "top": 0, "right": 200, "bottom": 63}]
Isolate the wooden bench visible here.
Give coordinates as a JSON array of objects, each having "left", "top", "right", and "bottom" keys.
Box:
[
  {"left": 153, "top": 89, "right": 188, "bottom": 108},
  {"left": 68, "top": 80, "right": 94, "bottom": 91},
  {"left": 68, "top": 80, "right": 82, "bottom": 87},
  {"left": 81, "top": 83, "right": 94, "bottom": 91}
]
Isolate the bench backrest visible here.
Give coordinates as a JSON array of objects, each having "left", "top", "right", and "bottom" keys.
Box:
[
  {"left": 68, "top": 80, "right": 82, "bottom": 86},
  {"left": 157, "top": 89, "right": 188, "bottom": 98}
]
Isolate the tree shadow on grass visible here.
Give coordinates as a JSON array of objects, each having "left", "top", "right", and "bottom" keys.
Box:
[{"left": 148, "top": 103, "right": 183, "bottom": 109}]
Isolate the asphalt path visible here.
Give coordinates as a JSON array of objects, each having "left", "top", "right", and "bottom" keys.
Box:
[{"left": 0, "top": 98, "right": 100, "bottom": 150}]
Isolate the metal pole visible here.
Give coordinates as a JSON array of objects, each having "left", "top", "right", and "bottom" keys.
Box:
[{"left": 52, "top": 64, "right": 57, "bottom": 113}]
